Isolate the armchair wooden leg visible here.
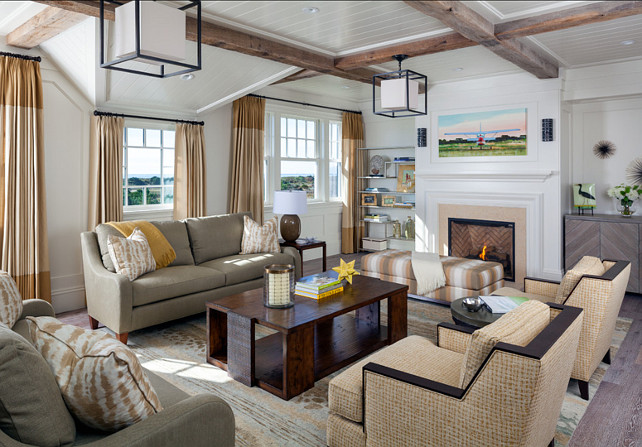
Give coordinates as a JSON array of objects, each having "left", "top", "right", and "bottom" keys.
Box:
[
  {"left": 578, "top": 380, "right": 589, "bottom": 400},
  {"left": 602, "top": 349, "right": 611, "bottom": 365},
  {"left": 89, "top": 316, "right": 99, "bottom": 330},
  {"left": 116, "top": 333, "right": 129, "bottom": 344}
]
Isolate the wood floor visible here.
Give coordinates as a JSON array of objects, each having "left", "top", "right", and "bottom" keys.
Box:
[{"left": 58, "top": 252, "right": 642, "bottom": 446}]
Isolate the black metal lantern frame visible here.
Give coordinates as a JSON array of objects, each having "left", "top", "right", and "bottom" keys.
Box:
[
  {"left": 100, "top": 0, "right": 202, "bottom": 78},
  {"left": 373, "top": 56, "right": 427, "bottom": 118}
]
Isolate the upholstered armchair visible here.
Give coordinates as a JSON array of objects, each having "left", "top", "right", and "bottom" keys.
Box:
[
  {"left": 327, "top": 301, "right": 584, "bottom": 447},
  {"left": 1, "top": 297, "right": 236, "bottom": 447},
  {"left": 492, "top": 259, "right": 630, "bottom": 400}
]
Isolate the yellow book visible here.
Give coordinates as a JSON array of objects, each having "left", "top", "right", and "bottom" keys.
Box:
[{"left": 296, "top": 286, "right": 343, "bottom": 300}]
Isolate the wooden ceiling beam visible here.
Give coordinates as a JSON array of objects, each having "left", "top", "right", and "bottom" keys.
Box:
[
  {"left": 31, "top": 0, "right": 381, "bottom": 86},
  {"left": 6, "top": 6, "right": 86, "bottom": 49},
  {"left": 404, "top": 0, "right": 558, "bottom": 79},
  {"left": 496, "top": 1, "right": 642, "bottom": 40},
  {"left": 334, "top": 32, "right": 476, "bottom": 70},
  {"left": 272, "top": 69, "right": 321, "bottom": 85}
]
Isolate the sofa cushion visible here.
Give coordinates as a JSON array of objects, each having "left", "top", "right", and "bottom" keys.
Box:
[
  {"left": 328, "top": 335, "right": 463, "bottom": 423},
  {"left": 459, "top": 300, "right": 550, "bottom": 388},
  {"left": 555, "top": 255, "right": 605, "bottom": 303},
  {"left": 185, "top": 212, "right": 250, "bottom": 264},
  {"left": 0, "top": 272, "right": 22, "bottom": 327},
  {"left": 152, "top": 220, "right": 194, "bottom": 266},
  {"left": 132, "top": 265, "right": 226, "bottom": 307},
  {"left": 95, "top": 223, "right": 122, "bottom": 272},
  {"left": 108, "top": 228, "right": 156, "bottom": 281},
  {"left": 199, "top": 252, "right": 294, "bottom": 286},
  {"left": 0, "top": 323, "right": 76, "bottom": 447},
  {"left": 27, "top": 317, "right": 163, "bottom": 432},
  {"left": 240, "top": 215, "right": 280, "bottom": 254}
]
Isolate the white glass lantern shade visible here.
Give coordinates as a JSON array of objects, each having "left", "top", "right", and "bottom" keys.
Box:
[
  {"left": 114, "top": 1, "right": 186, "bottom": 63},
  {"left": 381, "top": 78, "right": 419, "bottom": 111}
]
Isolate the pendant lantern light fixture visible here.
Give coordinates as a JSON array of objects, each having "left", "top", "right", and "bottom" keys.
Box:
[
  {"left": 373, "top": 54, "right": 427, "bottom": 118},
  {"left": 99, "top": 0, "right": 202, "bottom": 78}
]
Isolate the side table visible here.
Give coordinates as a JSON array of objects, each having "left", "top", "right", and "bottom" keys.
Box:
[
  {"left": 450, "top": 297, "right": 501, "bottom": 328},
  {"left": 280, "top": 239, "right": 326, "bottom": 274}
]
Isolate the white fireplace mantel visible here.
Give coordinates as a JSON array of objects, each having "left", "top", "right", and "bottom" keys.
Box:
[{"left": 416, "top": 170, "right": 557, "bottom": 183}]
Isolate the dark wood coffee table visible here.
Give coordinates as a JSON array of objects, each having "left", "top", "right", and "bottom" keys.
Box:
[
  {"left": 450, "top": 296, "right": 502, "bottom": 328},
  {"left": 206, "top": 275, "right": 408, "bottom": 400}
]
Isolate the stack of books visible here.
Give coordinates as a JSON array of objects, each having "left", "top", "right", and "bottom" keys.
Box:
[{"left": 295, "top": 272, "right": 344, "bottom": 300}]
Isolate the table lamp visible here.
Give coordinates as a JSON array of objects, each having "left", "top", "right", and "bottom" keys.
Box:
[{"left": 273, "top": 190, "right": 308, "bottom": 242}]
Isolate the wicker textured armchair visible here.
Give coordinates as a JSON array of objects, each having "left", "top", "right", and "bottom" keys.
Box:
[
  {"left": 493, "top": 259, "right": 630, "bottom": 400},
  {"left": 327, "top": 301, "right": 583, "bottom": 447}
]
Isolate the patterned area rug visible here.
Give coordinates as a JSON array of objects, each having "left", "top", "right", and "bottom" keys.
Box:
[{"left": 118, "top": 299, "right": 632, "bottom": 446}]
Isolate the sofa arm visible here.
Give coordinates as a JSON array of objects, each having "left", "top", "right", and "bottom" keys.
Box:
[
  {"left": 20, "top": 299, "right": 55, "bottom": 319},
  {"left": 85, "top": 395, "right": 235, "bottom": 447},
  {"left": 524, "top": 277, "right": 559, "bottom": 298},
  {"left": 437, "top": 322, "right": 474, "bottom": 354},
  {"left": 280, "top": 246, "right": 302, "bottom": 279},
  {"left": 81, "top": 232, "right": 133, "bottom": 334}
]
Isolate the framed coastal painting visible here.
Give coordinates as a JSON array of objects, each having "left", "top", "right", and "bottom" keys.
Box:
[
  {"left": 397, "top": 164, "right": 415, "bottom": 193},
  {"left": 437, "top": 107, "right": 528, "bottom": 159}
]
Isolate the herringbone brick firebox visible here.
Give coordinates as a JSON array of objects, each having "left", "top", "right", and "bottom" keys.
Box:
[{"left": 448, "top": 218, "right": 515, "bottom": 281}]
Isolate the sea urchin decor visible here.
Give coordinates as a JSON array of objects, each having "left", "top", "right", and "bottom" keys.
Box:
[
  {"left": 626, "top": 157, "right": 642, "bottom": 186},
  {"left": 593, "top": 140, "right": 616, "bottom": 159}
]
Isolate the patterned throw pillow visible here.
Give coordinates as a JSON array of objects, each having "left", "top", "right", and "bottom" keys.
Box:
[
  {"left": 0, "top": 271, "right": 23, "bottom": 328},
  {"left": 240, "top": 215, "right": 280, "bottom": 254},
  {"left": 26, "top": 316, "right": 163, "bottom": 432},
  {"left": 107, "top": 227, "right": 156, "bottom": 281},
  {"left": 555, "top": 255, "right": 605, "bottom": 303}
]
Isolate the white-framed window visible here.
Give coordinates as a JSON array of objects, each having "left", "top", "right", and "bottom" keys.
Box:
[
  {"left": 264, "top": 105, "right": 342, "bottom": 205},
  {"left": 123, "top": 126, "right": 175, "bottom": 210}
]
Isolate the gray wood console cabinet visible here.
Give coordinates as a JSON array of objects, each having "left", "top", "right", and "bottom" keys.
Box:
[{"left": 564, "top": 214, "right": 641, "bottom": 293}]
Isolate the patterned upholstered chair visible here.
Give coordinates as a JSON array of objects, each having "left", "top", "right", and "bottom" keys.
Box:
[
  {"left": 492, "top": 259, "right": 630, "bottom": 400},
  {"left": 327, "top": 301, "right": 584, "bottom": 447}
]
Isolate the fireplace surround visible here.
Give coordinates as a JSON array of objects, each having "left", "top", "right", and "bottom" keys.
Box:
[{"left": 448, "top": 218, "right": 516, "bottom": 281}]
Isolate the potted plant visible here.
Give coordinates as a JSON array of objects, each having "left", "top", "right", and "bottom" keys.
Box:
[{"left": 607, "top": 184, "right": 640, "bottom": 217}]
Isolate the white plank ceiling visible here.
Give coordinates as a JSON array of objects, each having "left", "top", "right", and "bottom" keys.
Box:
[{"left": 0, "top": 1, "right": 641, "bottom": 110}]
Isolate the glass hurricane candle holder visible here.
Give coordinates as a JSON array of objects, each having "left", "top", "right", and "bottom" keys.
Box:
[{"left": 263, "top": 264, "right": 295, "bottom": 308}]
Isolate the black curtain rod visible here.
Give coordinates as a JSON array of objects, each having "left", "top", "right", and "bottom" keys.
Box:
[
  {"left": 0, "top": 51, "right": 41, "bottom": 62},
  {"left": 247, "top": 94, "right": 361, "bottom": 115},
  {"left": 93, "top": 110, "right": 204, "bottom": 126}
]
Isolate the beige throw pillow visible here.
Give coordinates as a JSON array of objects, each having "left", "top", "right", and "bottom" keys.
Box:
[
  {"left": 26, "top": 316, "right": 162, "bottom": 432},
  {"left": 555, "top": 255, "right": 605, "bottom": 303},
  {"left": 0, "top": 271, "right": 23, "bottom": 328},
  {"left": 107, "top": 227, "right": 156, "bottom": 281},
  {"left": 240, "top": 215, "right": 280, "bottom": 254}
]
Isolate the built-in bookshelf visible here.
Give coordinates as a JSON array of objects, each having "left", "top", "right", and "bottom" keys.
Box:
[{"left": 357, "top": 146, "right": 416, "bottom": 252}]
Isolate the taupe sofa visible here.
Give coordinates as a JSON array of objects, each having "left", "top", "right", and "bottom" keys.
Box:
[
  {"left": 1, "top": 299, "right": 235, "bottom": 447},
  {"left": 81, "top": 212, "right": 301, "bottom": 342}
]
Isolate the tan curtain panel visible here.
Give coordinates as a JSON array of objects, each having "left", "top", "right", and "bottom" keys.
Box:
[
  {"left": 228, "top": 96, "right": 265, "bottom": 224},
  {"left": 174, "top": 123, "right": 206, "bottom": 220},
  {"left": 341, "top": 112, "right": 365, "bottom": 254},
  {"left": 88, "top": 115, "right": 124, "bottom": 230},
  {"left": 0, "top": 56, "right": 50, "bottom": 301}
]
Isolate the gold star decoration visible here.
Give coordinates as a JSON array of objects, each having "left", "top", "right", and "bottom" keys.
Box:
[{"left": 332, "top": 258, "right": 360, "bottom": 284}]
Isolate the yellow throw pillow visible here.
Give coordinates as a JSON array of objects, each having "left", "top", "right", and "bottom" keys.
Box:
[
  {"left": 240, "top": 215, "right": 280, "bottom": 254},
  {"left": 555, "top": 255, "right": 605, "bottom": 303},
  {"left": 26, "top": 316, "right": 163, "bottom": 432},
  {"left": 106, "top": 221, "right": 176, "bottom": 269},
  {"left": 107, "top": 227, "right": 156, "bottom": 281},
  {"left": 0, "top": 272, "right": 22, "bottom": 328}
]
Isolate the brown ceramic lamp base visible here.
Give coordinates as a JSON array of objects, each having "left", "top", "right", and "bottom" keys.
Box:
[{"left": 280, "top": 214, "right": 301, "bottom": 242}]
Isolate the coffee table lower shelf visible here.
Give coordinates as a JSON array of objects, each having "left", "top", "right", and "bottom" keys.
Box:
[{"left": 207, "top": 312, "right": 389, "bottom": 400}]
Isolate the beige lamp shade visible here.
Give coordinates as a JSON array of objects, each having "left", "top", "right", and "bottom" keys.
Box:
[
  {"left": 114, "top": 1, "right": 186, "bottom": 63},
  {"left": 381, "top": 78, "right": 419, "bottom": 111},
  {"left": 273, "top": 190, "right": 308, "bottom": 215}
]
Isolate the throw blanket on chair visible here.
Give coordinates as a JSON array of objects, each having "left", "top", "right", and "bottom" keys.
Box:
[
  {"left": 411, "top": 251, "right": 446, "bottom": 296},
  {"left": 106, "top": 221, "right": 176, "bottom": 269}
]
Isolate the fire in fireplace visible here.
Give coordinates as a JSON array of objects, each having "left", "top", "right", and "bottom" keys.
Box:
[{"left": 448, "top": 218, "right": 515, "bottom": 282}]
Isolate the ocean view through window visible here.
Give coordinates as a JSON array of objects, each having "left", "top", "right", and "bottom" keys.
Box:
[{"left": 123, "top": 127, "right": 175, "bottom": 209}]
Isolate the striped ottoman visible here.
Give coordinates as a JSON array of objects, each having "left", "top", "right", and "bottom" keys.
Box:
[{"left": 361, "top": 249, "right": 505, "bottom": 302}]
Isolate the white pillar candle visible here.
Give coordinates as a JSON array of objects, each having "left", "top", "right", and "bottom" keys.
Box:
[{"left": 268, "top": 272, "right": 290, "bottom": 306}]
